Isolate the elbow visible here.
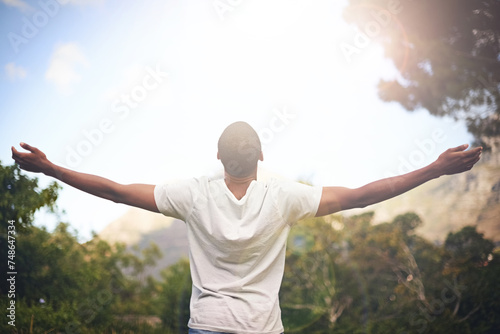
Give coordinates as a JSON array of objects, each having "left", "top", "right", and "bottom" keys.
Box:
[
  {"left": 356, "top": 194, "right": 377, "bottom": 209},
  {"left": 358, "top": 202, "right": 372, "bottom": 209},
  {"left": 106, "top": 184, "right": 125, "bottom": 204},
  {"left": 336, "top": 196, "right": 370, "bottom": 212},
  {"left": 356, "top": 195, "right": 372, "bottom": 209},
  {"left": 355, "top": 201, "right": 368, "bottom": 209},
  {"left": 110, "top": 196, "right": 122, "bottom": 204},
  {"left": 348, "top": 199, "right": 369, "bottom": 210},
  {"left": 349, "top": 190, "right": 373, "bottom": 209}
]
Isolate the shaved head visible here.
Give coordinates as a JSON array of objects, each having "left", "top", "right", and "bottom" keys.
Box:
[{"left": 218, "top": 122, "right": 262, "bottom": 177}]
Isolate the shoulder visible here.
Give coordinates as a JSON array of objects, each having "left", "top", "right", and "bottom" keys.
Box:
[
  {"left": 266, "top": 177, "right": 319, "bottom": 193},
  {"left": 156, "top": 175, "right": 209, "bottom": 189},
  {"left": 262, "top": 178, "right": 322, "bottom": 205},
  {"left": 266, "top": 178, "right": 322, "bottom": 223},
  {"left": 154, "top": 176, "right": 213, "bottom": 219},
  {"left": 155, "top": 176, "right": 211, "bottom": 202}
]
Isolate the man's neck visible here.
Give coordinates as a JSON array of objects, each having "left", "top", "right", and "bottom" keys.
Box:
[{"left": 224, "top": 171, "right": 257, "bottom": 200}]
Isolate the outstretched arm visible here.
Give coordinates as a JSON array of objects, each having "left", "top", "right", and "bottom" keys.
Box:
[
  {"left": 315, "top": 144, "right": 482, "bottom": 217},
  {"left": 11, "top": 142, "right": 160, "bottom": 213}
]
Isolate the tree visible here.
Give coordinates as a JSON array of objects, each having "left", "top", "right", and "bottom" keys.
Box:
[
  {"left": 0, "top": 162, "right": 164, "bottom": 333},
  {"left": 343, "top": 0, "right": 500, "bottom": 147},
  {"left": 334, "top": 212, "right": 438, "bottom": 334},
  {"left": 441, "top": 226, "right": 500, "bottom": 333},
  {"left": 281, "top": 214, "right": 353, "bottom": 332},
  {"left": 152, "top": 258, "right": 191, "bottom": 333},
  {"left": 0, "top": 162, "right": 59, "bottom": 232},
  {"left": 1, "top": 162, "right": 60, "bottom": 298},
  {"left": 281, "top": 210, "right": 500, "bottom": 334}
]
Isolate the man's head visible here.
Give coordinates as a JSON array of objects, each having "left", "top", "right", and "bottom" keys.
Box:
[{"left": 217, "top": 121, "right": 263, "bottom": 177}]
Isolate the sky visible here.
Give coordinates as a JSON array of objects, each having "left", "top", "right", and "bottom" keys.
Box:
[{"left": 0, "top": 0, "right": 473, "bottom": 241}]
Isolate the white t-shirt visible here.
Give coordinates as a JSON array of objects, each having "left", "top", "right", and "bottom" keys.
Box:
[{"left": 154, "top": 176, "right": 322, "bottom": 334}]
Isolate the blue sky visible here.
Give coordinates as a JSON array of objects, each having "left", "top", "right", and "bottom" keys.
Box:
[{"left": 1, "top": 0, "right": 473, "bottom": 241}]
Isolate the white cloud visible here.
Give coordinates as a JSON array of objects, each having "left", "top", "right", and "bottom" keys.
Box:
[
  {"left": 1, "top": 0, "right": 34, "bottom": 12},
  {"left": 45, "top": 42, "right": 89, "bottom": 94},
  {"left": 5, "top": 62, "right": 27, "bottom": 80}
]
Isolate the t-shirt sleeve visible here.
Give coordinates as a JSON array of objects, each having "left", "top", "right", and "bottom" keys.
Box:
[
  {"left": 154, "top": 178, "right": 198, "bottom": 221},
  {"left": 276, "top": 180, "right": 322, "bottom": 224}
]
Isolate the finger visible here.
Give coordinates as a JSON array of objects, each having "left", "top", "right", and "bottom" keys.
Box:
[
  {"left": 463, "top": 148, "right": 480, "bottom": 159},
  {"left": 11, "top": 145, "right": 28, "bottom": 159},
  {"left": 465, "top": 154, "right": 481, "bottom": 169},
  {"left": 11, "top": 146, "right": 23, "bottom": 161},
  {"left": 463, "top": 152, "right": 479, "bottom": 164},
  {"left": 468, "top": 147, "right": 483, "bottom": 159},
  {"left": 449, "top": 144, "right": 469, "bottom": 153},
  {"left": 468, "top": 146, "right": 482, "bottom": 154},
  {"left": 459, "top": 146, "right": 482, "bottom": 162},
  {"left": 20, "top": 142, "right": 37, "bottom": 153}
]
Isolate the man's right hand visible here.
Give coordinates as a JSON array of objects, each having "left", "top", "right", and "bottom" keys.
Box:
[{"left": 11, "top": 142, "right": 53, "bottom": 175}]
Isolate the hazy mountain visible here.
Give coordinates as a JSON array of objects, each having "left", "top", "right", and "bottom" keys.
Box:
[
  {"left": 98, "top": 150, "right": 500, "bottom": 278},
  {"left": 98, "top": 208, "right": 188, "bottom": 279}
]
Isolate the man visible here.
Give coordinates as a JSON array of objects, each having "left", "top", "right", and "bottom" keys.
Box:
[{"left": 11, "top": 121, "right": 482, "bottom": 334}]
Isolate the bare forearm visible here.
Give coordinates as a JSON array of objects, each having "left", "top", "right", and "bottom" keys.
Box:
[
  {"left": 46, "top": 162, "right": 122, "bottom": 203},
  {"left": 355, "top": 163, "right": 440, "bottom": 208},
  {"left": 317, "top": 161, "right": 441, "bottom": 216}
]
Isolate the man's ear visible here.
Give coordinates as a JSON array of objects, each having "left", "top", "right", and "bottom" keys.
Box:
[
  {"left": 259, "top": 151, "right": 264, "bottom": 161},
  {"left": 217, "top": 152, "right": 220, "bottom": 160}
]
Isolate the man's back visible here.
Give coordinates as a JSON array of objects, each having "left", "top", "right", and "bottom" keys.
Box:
[{"left": 154, "top": 176, "right": 321, "bottom": 333}]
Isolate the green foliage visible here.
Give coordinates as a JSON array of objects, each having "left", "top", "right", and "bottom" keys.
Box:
[
  {"left": 0, "top": 221, "right": 167, "bottom": 333},
  {"left": 151, "top": 258, "right": 192, "bottom": 333},
  {"left": 343, "top": 0, "right": 500, "bottom": 146},
  {"left": 1, "top": 162, "right": 60, "bottom": 295},
  {"left": 282, "top": 214, "right": 352, "bottom": 332},
  {"left": 0, "top": 162, "right": 60, "bottom": 232},
  {"left": 0, "top": 163, "right": 166, "bottom": 333},
  {"left": 281, "top": 212, "right": 500, "bottom": 333}
]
